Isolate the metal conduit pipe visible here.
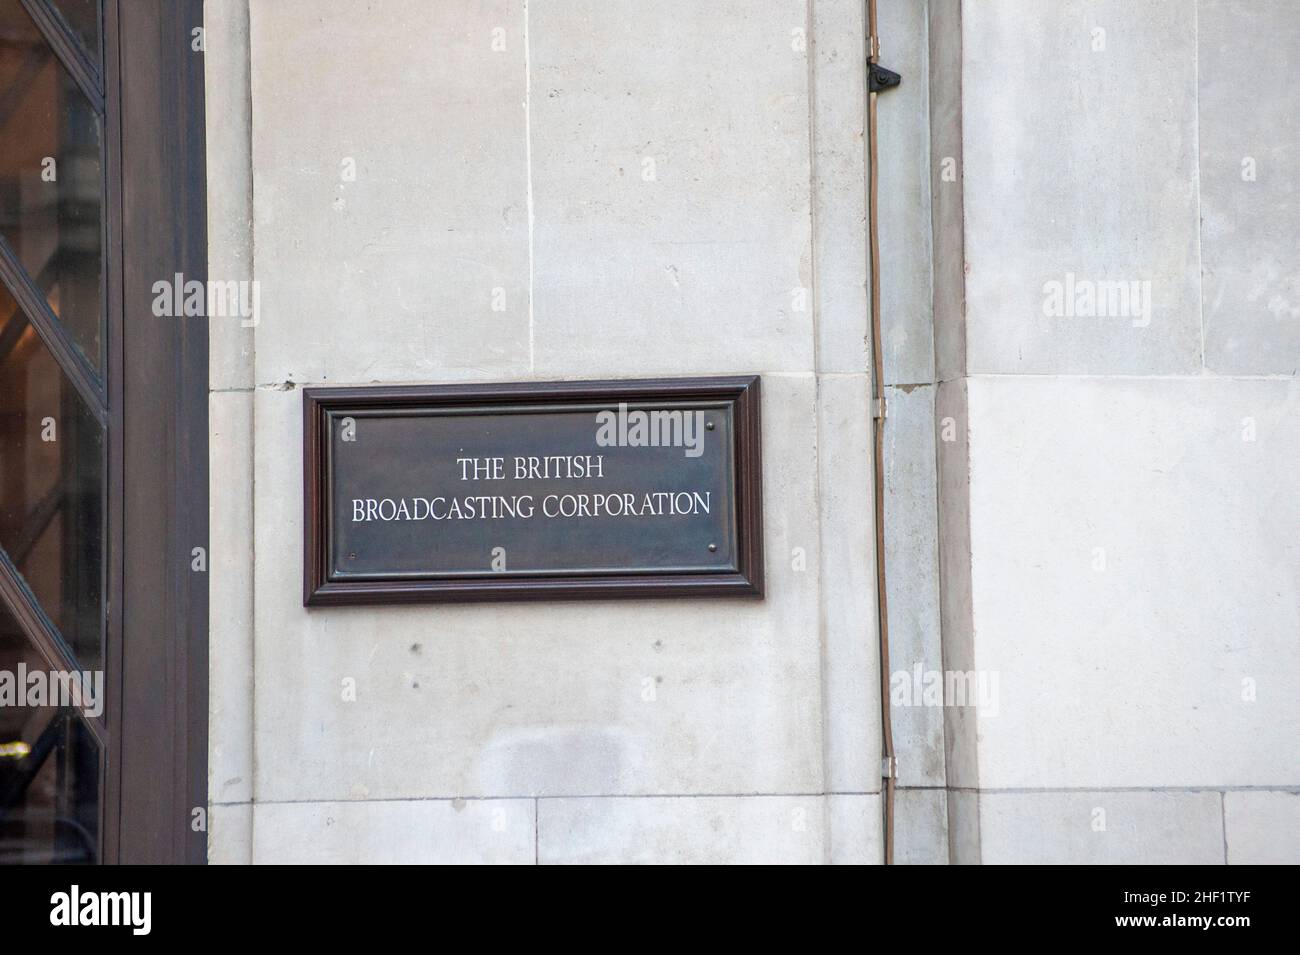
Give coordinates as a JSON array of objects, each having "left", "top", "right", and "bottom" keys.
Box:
[{"left": 865, "top": 0, "right": 901, "bottom": 865}]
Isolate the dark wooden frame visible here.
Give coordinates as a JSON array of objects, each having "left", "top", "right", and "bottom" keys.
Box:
[
  {"left": 304, "top": 376, "right": 764, "bottom": 605},
  {"left": 111, "top": 0, "right": 208, "bottom": 864},
  {"left": 0, "top": 1, "right": 207, "bottom": 863}
]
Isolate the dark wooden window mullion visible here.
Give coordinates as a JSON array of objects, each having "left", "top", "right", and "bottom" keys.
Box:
[
  {"left": 113, "top": 0, "right": 207, "bottom": 864},
  {"left": 99, "top": 0, "right": 122, "bottom": 866},
  {"left": 0, "top": 239, "right": 107, "bottom": 425},
  {"left": 0, "top": 548, "right": 109, "bottom": 749},
  {"left": 18, "top": 0, "right": 105, "bottom": 108}
]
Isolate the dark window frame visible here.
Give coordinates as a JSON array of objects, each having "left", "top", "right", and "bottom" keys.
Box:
[
  {"left": 110, "top": 0, "right": 208, "bottom": 864},
  {"left": 0, "top": 0, "right": 208, "bottom": 865}
]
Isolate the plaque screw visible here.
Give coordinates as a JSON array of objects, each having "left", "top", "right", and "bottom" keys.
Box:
[
  {"left": 706, "top": 420, "right": 715, "bottom": 430},
  {"left": 707, "top": 542, "right": 717, "bottom": 552},
  {"left": 348, "top": 552, "right": 357, "bottom": 559}
]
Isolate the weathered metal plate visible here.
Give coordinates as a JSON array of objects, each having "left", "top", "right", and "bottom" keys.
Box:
[{"left": 303, "top": 377, "right": 763, "bottom": 604}]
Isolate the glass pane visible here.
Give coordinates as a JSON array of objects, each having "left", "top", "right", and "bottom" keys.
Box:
[
  {"left": 0, "top": 283, "right": 103, "bottom": 671},
  {"left": 0, "top": 599, "right": 99, "bottom": 864},
  {"left": 48, "top": 0, "right": 100, "bottom": 64},
  {"left": 0, "top": 0, "right": 104, "bottom": 371}
]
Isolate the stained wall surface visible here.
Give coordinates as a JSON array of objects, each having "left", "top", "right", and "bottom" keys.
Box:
[
  {"left": 938, "top": 0, "right": 1300, "bottom": 863},
  {"left": 205, "top": 0, "right": 1300, "bottom": 865},
  {"left": 206, "top": 0, "right": 883, "bottom": 864}
]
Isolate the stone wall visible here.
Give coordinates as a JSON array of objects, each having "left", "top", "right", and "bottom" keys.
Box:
[
  {"left": 205, "top": 0, "right": 1300, "bottom": 864},
  {"left": 205, "top": 0, "right": 882, "bottom": 864},
  {"left": 935, "top": 0, "right": 1300, "bottom": 864}
]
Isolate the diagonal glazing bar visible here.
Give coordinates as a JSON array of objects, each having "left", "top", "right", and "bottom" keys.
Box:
[
  {"left": 18, "top": 0, "right": 103, "bottom": 108},
  {"left": 0, "top": 239, "right": 106, "bottom": 423},
  {"left": 0, "top": 547, "right": 107, "bottom": 748}
]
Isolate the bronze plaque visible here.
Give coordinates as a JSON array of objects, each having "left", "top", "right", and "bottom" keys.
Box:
[{"left": 303, "top": 377, "right": 763, "bottom": 604}]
